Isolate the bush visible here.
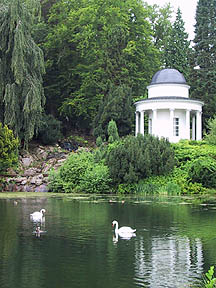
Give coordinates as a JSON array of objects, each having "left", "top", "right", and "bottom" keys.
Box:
[
  {"left": 96, "top": 136, "right": 103, "bottom": 147},
  {"left": 0, "top": 123, "right": 19, "bottom": 173},
  {"left": 188, "top": 157, "right": 216, "bottom": 188},
  {"left": 37, "top": 114, "right": 62, "bottom": 145},
  {"left": 48, "top": 151, "right": 93, "bottom": 192},
  {"left": 48, "top": 151, "right": 111, "bottom": 193},
  {"left": 134, "top": 164, "right": 206, "bottom": 195},
  {"left": 205, "top": 116, "right": 216, "bottom": 145},
  {"left": 172, "top": 140, "right": 216, "bottom": 166},
  {"left": 106, "top": 134, "right": 175, "bottom": 184},
  {"left": 78, "top": 164, "right": 111, "bottom": 194},
  {"left": 107, "top": 119, "right": 119, "bottom": 143}
]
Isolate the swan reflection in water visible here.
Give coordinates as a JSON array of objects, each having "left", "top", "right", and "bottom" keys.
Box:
[
  {"left": 113, "top": 231, "right": 136, "bottom": 243},
  {"left": 30, "top": 209, "right": 46, "bottom": 238},
  {"left": 33, "top": 226, "right": 47, "bottom": 238},
  {"left": 112, "top": 220, "right": 136, "bottom": 243}
]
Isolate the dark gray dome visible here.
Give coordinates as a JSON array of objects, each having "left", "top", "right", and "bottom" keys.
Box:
[{"left": 150, "top": 68, "right": 186, "bottom": 85}]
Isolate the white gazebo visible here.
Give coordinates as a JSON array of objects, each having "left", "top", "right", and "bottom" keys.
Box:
[{"left": 134, "top": 68, "right": 204, "bottom": 143}]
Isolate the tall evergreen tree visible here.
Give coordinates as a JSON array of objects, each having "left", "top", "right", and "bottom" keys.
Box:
[
  {"left": 190, "top": 0, "right": 216, "bottom": 128},
  {"left": 164, "top": 8, "right": 191, "bottom": 80},
  {"left": 0, "top": 0, "right": 45, "bottom": 148}
]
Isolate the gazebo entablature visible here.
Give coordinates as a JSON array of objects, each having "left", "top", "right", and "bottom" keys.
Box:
[{"left": 135, "top": 98, "right": 204, "bottom": 143}]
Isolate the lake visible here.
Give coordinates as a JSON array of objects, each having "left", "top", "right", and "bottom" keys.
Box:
[{"left": 0, "top": 195, "right": 216, "bottom": 288}]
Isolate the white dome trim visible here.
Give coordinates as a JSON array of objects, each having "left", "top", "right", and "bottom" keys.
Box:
[{"left": 147, "top": 83, "right": 190, "bottom": 98}]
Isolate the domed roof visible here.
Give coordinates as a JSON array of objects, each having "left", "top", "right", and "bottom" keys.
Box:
[{"left": 150, "top": 68, "right": 186, "bottom": 85}]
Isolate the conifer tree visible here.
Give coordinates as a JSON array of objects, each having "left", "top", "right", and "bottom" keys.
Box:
[
  {"left": 190, "top": 0, "right": 216, "bottom": 128},
  {"left": 93, "top": 84, "right": 134, "bottom": 139},
  {"left": 107, "top": 119, "right": 119, "bottom": 143},
  {"left": 164, "top": 8, "right": 191, "bottom": 80},
  {"left": 0, "top": 0, "right": 45, "bottom": 148}
]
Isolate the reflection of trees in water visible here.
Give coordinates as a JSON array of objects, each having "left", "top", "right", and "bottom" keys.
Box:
[
  {"left": 0, "top": 200, "right": 19, "bottom": 287},
  {"left": 0, "top": 200, "right": 18, "bottom": 258},
  {"left": 0, "top": 198, "right": 49, "bottom": 288},
  {"left": 134, "top": 236, "right": 203, "bottom": 287}
]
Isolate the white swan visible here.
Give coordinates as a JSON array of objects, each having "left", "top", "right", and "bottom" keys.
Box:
[
  {"left": 112, "top": 220, "right": 136, "bottom": 238},
  {"left": 30, "top": 209, "right": 46, "bottom": 222}
]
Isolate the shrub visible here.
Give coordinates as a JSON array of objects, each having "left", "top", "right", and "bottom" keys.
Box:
[
  {"left": 78, "top": 164, "right": 111, "bottom": 194},
  {"left": 205, "top": 116, "right": 216, "bottom": 145},
  {"left": 48, "top": 151, "right": 93, "bottom": 192},
  {"left": 37, "top": 114, "right": 62, "bottom": 145},
  {"left": 106, "top": 134, "right": 175, "bottom": 184},
  {"left": 117, "top": 183, "right": 137, "bottom": 195},
  {"left": 172, "top": 140, "right": 216, "bottom": 166},
  {"left": 107, "top": 119, "right": 119, "bottom": 143},
  {"left": 166, "top": 182, "right": 181, "bottom": 195},
  {"left": 136, "top": 166, "right": 205, "bottom": 195},
  {"left": 134, "top": 182, "right": 160, "bottom": 195},
  {"left": 188, "top": 157, "right": 216, "bottom": 188},
  {"left": 48, "top": 151, "right": 111, "bottom": 193},
  {"left": 0, "top": 123, "right": 19, "bottom": 173},
  {"left": 96, "top": 136, "right": 103, "bottom": 147}
]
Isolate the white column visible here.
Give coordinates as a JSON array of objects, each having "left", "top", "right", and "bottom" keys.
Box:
[
  {"left": 169, "top": 109, "right": 174, "bottom": 140},
  {"left": 192, "top": 115, "right": 196, "bottom": 140},
  {"left": 196, "top": 111, "right": 202, "bottom": 140},
  {"left": 152, "top": 109, "right": 157, "bottom": 136},
  {"left": 140, "top": 111, "right": 145, "bottom": 135},
  {"left": 135, "top": 112, "right": 139, "bottom": 136},
  {"left": 186, "top": 109, "right": 190, "bottom": 140}
]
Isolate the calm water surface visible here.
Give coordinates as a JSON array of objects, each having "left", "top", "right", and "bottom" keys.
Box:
[{"left": 0, "top": 196, "right": 216, "bottom": 288}]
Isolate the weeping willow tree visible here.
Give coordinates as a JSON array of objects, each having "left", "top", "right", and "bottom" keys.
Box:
[{"left": 0, "top": 0, "right": 45, "bottom": 148}]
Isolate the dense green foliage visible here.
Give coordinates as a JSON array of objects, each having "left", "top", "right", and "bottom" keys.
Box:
[
  {"left": 188, "top": 157, "right": 216, "bottom": 188},
  {"left": 48, "top": 134, "right": 175, "bottom": 193},
  {"left": 164, "top": 8, "right": 191, "bottom": 80},
  {"left": 1, "top": 0, "right": 216, "bottom": 144},
  {"left": 93, "top": 84, "right": 134, "bottom": 139},
  {"left": 0, "top": 123, "right": 19, "bottom": 172},
  {"left": 0, "top": 0, "right": 45, "bottom": 148},
  {"left": 48, "top": 150, "right": 111, "bottom": 193},
  {"left": 137, "top": 140, "right": 216, "bottom": 195},
  {"left": 205, "top": 116, "right": 216, "bottom": 145},
  {"left": 146, "top": 3, "right": 173, "bottom": 54},
  {"left": 41, "top": 0, "right": 169, "bottom": 131},
  {"left": 107, "top": 120, "right": 119, "bottom": 143},
  {"left": 190, "top": 0, "right": 216, "bottom": 129},
  {"left": 37, "top": 114, "right": 62, "bottom": 145},
  {"left": 106, "top": 134, "right": 175, "bottom": 184},
  {"left": 48, "top": 136, "right": 216, "bottom": 195}
]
